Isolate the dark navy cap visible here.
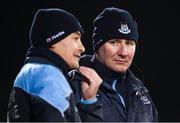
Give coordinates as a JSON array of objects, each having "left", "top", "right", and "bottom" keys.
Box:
[
  {"left": 93, "top": 7, "right": 138, "bottom": 51},
  {"left": 30, "top": 8, "right": 83, "bottom": 48}
]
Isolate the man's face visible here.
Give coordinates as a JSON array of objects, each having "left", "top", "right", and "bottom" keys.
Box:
[
  {"left": 50, "top": 31, "right": 85, "bottom": 69},
  {"left": 96, "top": 39, "right": 136, "bottom": 73}
]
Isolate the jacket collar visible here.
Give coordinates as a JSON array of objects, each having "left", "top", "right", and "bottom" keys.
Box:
[
  {"left": 79, "top": 54, "right": 147, "bottom": 94},
  {"left": 25, "top": 47, "right": 70, "bottom": 80}
]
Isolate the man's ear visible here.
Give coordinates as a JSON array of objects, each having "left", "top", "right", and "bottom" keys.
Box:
[
  {"left": 95, "top": 50, "right": 99, "bottom": 55},
  {"left": 95, "top": 50, "right": 100, "bottom": 60},
  {"left": 49, "top": 45, "right": 55, "bottom": 49}
]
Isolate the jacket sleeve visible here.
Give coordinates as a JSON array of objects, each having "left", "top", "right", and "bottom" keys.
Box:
[
  {"left": 151, "top": 97, "right": 158, "bottom": 121},
  {"left": 69, "top": 70, "right": 103, "bottom": 121},
  {"left": 7, "top": 65, "right": 79, "bottom": 122},
  {"left": 7, "top": 87, "right": 31, "bottom": 121},
  {"left": 77, "top": 100, "right": 103, "bottom": 121},
  {"left": 143, "top": 85, "right": 158, "bottom": 122}
]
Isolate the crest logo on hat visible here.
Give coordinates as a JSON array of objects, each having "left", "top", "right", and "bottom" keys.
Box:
[{"left": 118, "top": 23, "right": 131, "bottom": 34}]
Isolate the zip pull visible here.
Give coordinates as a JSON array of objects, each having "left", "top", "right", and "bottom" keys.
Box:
[{"left": 112, "top": 80, "right": 126, "bottom": 107}]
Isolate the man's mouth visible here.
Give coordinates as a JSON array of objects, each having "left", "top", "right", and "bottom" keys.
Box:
[{"left": 114, "top": 59, "right": 127, "bottom": 64}]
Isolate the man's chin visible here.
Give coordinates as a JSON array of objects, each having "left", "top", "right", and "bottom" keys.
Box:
[
  {"left": 113, "top": 67, "right": 128, "bottom": 73},
  {"left": 68, "top": 63, "right": 79, "bottom": 70}
]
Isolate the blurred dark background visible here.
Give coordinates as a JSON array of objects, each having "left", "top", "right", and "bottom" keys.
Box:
[{"left": 1, "top": 0, "right": 180, "bottom": 121}]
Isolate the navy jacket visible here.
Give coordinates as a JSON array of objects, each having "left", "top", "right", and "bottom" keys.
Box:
[
  {"left": 7, "top": 48, "right": 81, "bottom": 121},
  {"left": 7, "top": 48, "right": 102, "bottom": 121},
  {"left": 70, "top": 55, "right": 158, "bottom": 122}
]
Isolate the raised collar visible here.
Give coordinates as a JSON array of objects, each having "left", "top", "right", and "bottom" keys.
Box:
[{"left": 25, "top": 47, "right": 70, "bottom": 79}]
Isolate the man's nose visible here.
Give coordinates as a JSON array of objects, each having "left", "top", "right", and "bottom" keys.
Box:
[
  {"left": 117, "top": 44, "right": 128, "bottom": 56},
  {"left": 79, "top": 40, "right": 85, "bottom": 53}
]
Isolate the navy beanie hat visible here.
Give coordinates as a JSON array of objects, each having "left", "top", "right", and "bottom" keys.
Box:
[
  {"left": 93, "top": 7, "right": 138, "bottom": 51},
  {"left": 30, "top": 8, "right": 83, "bottom": 48}
]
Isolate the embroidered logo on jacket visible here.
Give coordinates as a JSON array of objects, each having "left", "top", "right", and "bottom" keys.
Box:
[
  {"left": 136, "top": 91, "right": 151, "bottom": 104},
  {"left": 140, "top": 95, "right": 151, "bottom": 104}
]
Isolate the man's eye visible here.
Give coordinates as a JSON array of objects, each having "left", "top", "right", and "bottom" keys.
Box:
[
  {"left": 126, "top": 41, "right": 135, "bottom": 46},
  {"left": 109, "top": 40, "right": 119, "bottom": 45},
  {"left": 74, "top": 36, "right": 79, "bottom": 40}
]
